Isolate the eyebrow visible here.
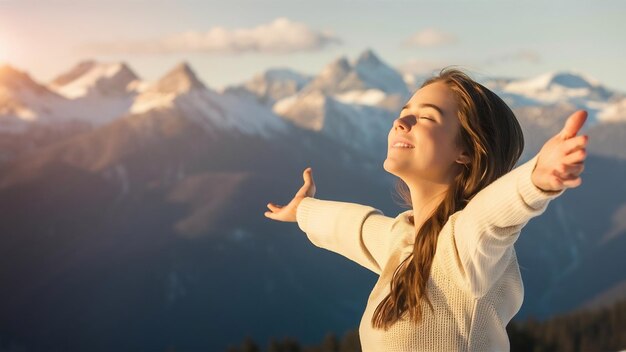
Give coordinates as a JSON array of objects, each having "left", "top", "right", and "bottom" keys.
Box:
[{"left": 401, "top": 103, "right": 445, "bottom": 116}]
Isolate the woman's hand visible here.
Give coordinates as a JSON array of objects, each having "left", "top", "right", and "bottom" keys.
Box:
[
  {"left": 264, "top": 167, "right": 316, "bottom": 222},
  {"left": 532, "top": 110, "right": 589, "bottom": 192}
]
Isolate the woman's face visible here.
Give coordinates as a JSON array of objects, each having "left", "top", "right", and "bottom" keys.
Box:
[{"left": 383, "top": 81, "right": 466, "bottom": 184}]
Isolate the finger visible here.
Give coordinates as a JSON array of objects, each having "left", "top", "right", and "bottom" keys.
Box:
[
  {"left": 549, "top": 173, "right": 581, "bottom": 189},
  {"left": 264, "top": 210, "right": 282, "bottom": 220},
  {"left": 303, "top": 167, "right": 313, "bottom": 183},
  {"left": 562, "top": 163, "right": 585, "bottom": 178},
  {"left": 564, "top": 148, "right": 586, "bottom": 164},
  {"left": 553, "top": 169, "right": 569, "bottom": 180},
  {"left": 562, "top": 135, "right": 588, "bottom": 154},
  {"left": 553, "top": 168, "right": 577, "bottom": 181},
  {"left": 560, "top": 176, "right": 583, "bottom": 188},
  {"left": 267, "top": 202, "right": 283, "bottom": 211},
  {"left": 559, "top": 110, "right": 588, "bottom": 140}
]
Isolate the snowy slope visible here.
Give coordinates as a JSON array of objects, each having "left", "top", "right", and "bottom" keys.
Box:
[
  {"left": 596, "top": 97, "right": 626, "bottom": 123},
  {"left": 273, "top": 89, "right": 394, "bottom": 156},
  {"left": 130, "top": 62, "right": 204, "bottom": 113},
  {"left": 0, "top": 61, "right": 147, "bottom": 133},
  {"left": 300, "top": 48, "right": 409, "bottom": 98},
  {"left": 353, "top": 49, "right": 408, "bottom": 95},
  {"left": 503, "top": 70, "right": 609, "bottom": 100},
  {"left": 49, "top": 60, "right": 140, "bottom": 99},
  {"left": 47, "top": 60, "right": 144, "bottom": 126},
  {"left": 0, "top": 64, "right": 77, "bottom": 133},
  {"left": 225, "top": 67, "right": 313, "bottom": 106},
  {"left": 131, "top": 62, "right": 290, "bottom": 139},
  {"left": 269, "top": 49, "right": 408, "bottom": 156},
  {"left": 469, "top": 70, "right": 623, "bottom": 128}
]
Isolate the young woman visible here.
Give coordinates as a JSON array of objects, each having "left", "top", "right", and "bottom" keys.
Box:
[{"left": 264, "top": 67, "right": 588, "bottom": 351}]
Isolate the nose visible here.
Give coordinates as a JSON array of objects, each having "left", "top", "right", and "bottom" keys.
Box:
[{"left": 393, "top": 117, "right": 410, "bottom": 131}]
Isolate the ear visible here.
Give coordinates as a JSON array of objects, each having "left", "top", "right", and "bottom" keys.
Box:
[{"left": 456, "top": 151, "right": 471, "bottom": 166}]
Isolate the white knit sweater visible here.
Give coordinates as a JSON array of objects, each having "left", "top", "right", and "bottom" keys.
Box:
[{"left": 296, "top": 154, "right": 565, "bottom": 351}]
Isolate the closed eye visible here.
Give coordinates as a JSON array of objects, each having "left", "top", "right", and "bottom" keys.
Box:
[{"left": 396, "top": 115, "right": 436, "bottom": 124}]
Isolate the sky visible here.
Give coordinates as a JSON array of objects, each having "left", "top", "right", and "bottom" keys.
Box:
[{"left": 1, "top": 0, "right": 625, "bottom": 92}]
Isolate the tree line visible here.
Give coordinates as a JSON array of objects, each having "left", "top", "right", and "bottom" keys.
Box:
[{"left": 223, "top": 296, "right": 626, "bottom": 352}]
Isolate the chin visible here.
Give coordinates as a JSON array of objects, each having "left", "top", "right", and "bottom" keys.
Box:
[{"left": 382, "top": 159, "right": 400, "bottom": 176}]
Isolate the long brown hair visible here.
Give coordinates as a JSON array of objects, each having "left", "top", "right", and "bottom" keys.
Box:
[{"left": 371, "top": 66, "right": 525, "bottom": 329}]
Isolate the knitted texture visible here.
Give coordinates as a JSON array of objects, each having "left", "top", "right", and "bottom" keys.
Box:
[{"left": 296, "top": 153, "right": 565, "bottom": 351}]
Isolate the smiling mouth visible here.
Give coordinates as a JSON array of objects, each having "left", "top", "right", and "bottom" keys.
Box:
[{"left": 390, "top": 142, "right": 415, "bottom": 149}]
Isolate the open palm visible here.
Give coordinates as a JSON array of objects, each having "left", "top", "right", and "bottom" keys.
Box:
[
  {"left": 264, "top": 167, "right": 316, "bottom": 223},
  {"left": 532, "top": 110, "right": 589, "bottom": 192}
]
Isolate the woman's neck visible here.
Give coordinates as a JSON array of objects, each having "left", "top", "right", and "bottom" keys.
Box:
[{"left": 407, "top": 182, "right": 449, "bottom": 233}]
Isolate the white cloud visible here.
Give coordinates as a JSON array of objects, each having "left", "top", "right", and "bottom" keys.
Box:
[
  {"left": 402, "top": 28, "right": 458, "bottom": 48},
  {"left": 78, "top": 17, "right": 342, "bottom": 55}
]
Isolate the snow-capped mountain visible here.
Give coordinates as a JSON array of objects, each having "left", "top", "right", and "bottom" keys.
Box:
[
  {"left": 49, "top": 60, "right": 141, "bottom": 99},
  {"left": 480, "top": 76, "right": 519, "bottom": 91},
  {"left": 596, "top": 96, "right": 626, "bottom": 123},
  {"left": 265, "top": 49, "right": 408, "bottom": 156},
  {"left": 500, "top": 71, "right": 620, "bottom": 123},
  {"left": 264, "top": 49, "right": 409, "bottom": 145},
  {"left": 131, "top": 61, "right": 290, "bottom": 139},
  {"left": 224, "top": 67, "right": 313, "bottom": 106},
  {"left": 0, "top": 64, "right": 76, "bottom": 133},
  {"left": 130, "top": 61, "right": 206, "bottom": 113},
  {"left": 273, "top": 89, "right": 393, "bottom": 156},
  {"left": 46, "top": 60, "right": 143, "bottom": 127},
  {"left": 3, "top": 55, "right": 626, "bottom": 162},
  {"left": 299, "top": 48, "right": 409, "bottom": 99},
  {"left": 504, "top": 70, "right": 611, "bottom": 100},
  {"left": 352, "top": 49, "right": 409, "bottom": 96}
]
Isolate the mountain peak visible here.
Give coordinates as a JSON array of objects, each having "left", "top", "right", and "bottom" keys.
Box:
[
  {"left": 153, "top": 61, "right": 205, "bottom": 94},
  {"left": 0, "top": 64, "right": 28, "bottom": 81},
  {"left": 51, "top": 60, "right": 98, "bottom": 86},
  {"left": 317, "top": 56, "right": 351, "bottom": 81},
  {"left": 0, "top": 64, "right": 49, "bottom": 93},
  {"left": 355, "top": 48, "right": 382, "bottom": 66},
  {"left": 511, "top": 70, "right": 600, "bottom": 92},
  {"left": 302, "top": 50, "right": 409, "bottom": 96},
  {"left": 328, "top": 56, "right": 352, "bottom": 72},
  {"left": 544, "top": 70, "right": 599, "bottom": 89},
  {"left": 503, "top": 69, "right": 614, "bottom": 104},
  {"left": 49, "top": 60, "right": 140, "bottom": 98}
]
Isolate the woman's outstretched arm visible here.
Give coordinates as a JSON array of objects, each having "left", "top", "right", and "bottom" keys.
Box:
[
  {"left": 296, "top": 197, "right": 396, "bottom": 275},
  {"left": 264, "top": 167, "right": 396, "bottom": 275},
  {"left": 451, "top": 110, "right": 588, "bottom": 298}
]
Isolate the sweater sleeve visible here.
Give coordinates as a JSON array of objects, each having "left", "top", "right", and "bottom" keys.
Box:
[
  {"left": 296, "top": 197, "right": 396, "bottom": 275},
  {"left": 451, "top": 153, "right": 565, "bottom": 298}
]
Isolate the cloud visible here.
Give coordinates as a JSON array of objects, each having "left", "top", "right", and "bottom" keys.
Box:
[
  {"left": 78, "top": 17, "right": 342, "bottom": 55},
  {"left": 401, "top": 28, "right": 458, "bottom": 48},
  {"left": 482, "top": 49, "right": 542, "bottom": 65}
]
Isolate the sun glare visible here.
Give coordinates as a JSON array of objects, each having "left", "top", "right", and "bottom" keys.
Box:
[
  {"left": 0, "top": 35, "right": 11, "bottom": 66},
  {"left": 0, "top": 41, "right": 5, "bottom": 64}
]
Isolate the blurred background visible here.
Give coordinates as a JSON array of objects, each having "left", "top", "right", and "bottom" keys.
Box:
[{"left": 1, "top": 0, "right": 625, "bottom": 351}]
